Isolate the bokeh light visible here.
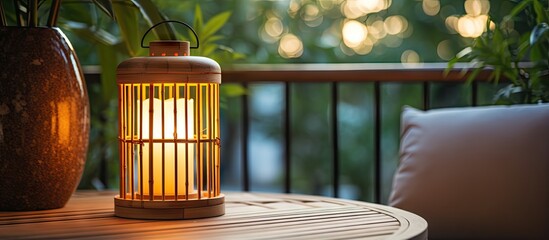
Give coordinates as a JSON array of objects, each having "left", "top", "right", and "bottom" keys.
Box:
[
  {"left": 422, "top": 0, "right": 441, "bottom": 16},
  {"left": 368, "top": 20, "right": 386, "bottom": 40},
  {"left": 445, "top": 0, "right": 491, "bottom": 38},
  {"left": 263, "top": 1, "right": 498, "bottom": 60},
  {"left": 279, "top": 33, "right": 304, "bottom": 58},
  {"left": 384, "top": 15, "right": 408, "bottom": 35},
  {"left": 457, "top": 15, "right": 488, "bottom": 38},
  {"left": 319, "top": 0, "right": 339, "bottom": 10},
  {"left": 302, "top": 4, "right": 323, "bottom": 27},
  {"left": 355, "top": 37, "right": 374, "bottom": 55},
  {"left": 288, "top": 0, "right": 301, "bottom": 18},
  {"left": 342, "top": 20, "right": 368, "bottom": 48},
  {"left": 445, "top": 15, "right": 459, "bottom": 34},
  {"left": 437, "top": 40, "right": 454, "bottom": 60},
  {"left": 265, "top": 17, "right": 284, "bottom": 38},
  {"left": 401, "top": 50, "right": 420, "bottom": 63},
  {"left": 465, "top": 0, "right": 490, "bottom": 16},
  {"left": 342, "top": 0, "right": 391, "bottom": 19},
  {"left": 261, "top": 16, "right": 284, "bottom": 43}
]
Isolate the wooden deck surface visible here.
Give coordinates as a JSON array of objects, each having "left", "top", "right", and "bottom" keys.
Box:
[{"left": 0, "top": 191, "right": 427, "bottom": 239}]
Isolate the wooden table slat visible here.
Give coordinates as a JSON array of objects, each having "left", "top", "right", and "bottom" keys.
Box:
[
  {"left": 1, "top": 208, "right": 384, "bottom": 237},
  {"left": 0, "top": 191, "right": 427, "bottom": 240}
]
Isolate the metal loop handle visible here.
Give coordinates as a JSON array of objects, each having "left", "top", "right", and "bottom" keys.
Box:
[{"left": 141, "top": 20, "right": 199, "bottom": 49}]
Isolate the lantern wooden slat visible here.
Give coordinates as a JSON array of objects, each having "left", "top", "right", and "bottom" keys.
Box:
[{"left": 115, "top": 38, "right": 223, "bottom": 220}]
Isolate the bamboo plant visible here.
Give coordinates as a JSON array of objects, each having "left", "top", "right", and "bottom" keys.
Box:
[
  {"left": 0, "top": 0, "right": 109, "bottom": 27},
  {"left": 447, "top": 0, "right": 549, "bottom": 104}
]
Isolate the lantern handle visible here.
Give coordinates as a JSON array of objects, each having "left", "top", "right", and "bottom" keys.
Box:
[{"left": 141, "top": 20, "right": 199, "bottom": 49}]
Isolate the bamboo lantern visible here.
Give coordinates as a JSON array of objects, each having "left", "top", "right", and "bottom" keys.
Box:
[{"left": 114, "top": 21, "right": 223, "bottom": 219}]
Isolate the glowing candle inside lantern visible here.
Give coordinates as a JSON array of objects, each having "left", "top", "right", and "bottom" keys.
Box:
[{"left": 140, "top": 98, "right": 194, "bottom": 197}]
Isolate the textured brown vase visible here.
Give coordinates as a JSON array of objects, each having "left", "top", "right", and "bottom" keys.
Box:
[{"left": 0, "top": 27, "right": 90, "bottom": 211}]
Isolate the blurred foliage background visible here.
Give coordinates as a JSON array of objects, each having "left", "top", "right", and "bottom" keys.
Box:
[
  {"left": 70, "top": 0, "right": 518, "bottom": 65},
  {"left": 19, "top": 0, "right": 533, "bottom": 203}
]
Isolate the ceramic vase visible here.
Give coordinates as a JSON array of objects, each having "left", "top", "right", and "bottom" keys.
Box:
[{"left": 0, "top": 27, "right": 89, "bottom": 210}]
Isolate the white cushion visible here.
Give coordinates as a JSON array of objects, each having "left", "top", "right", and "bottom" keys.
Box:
[{"left": 389, "top": 104, "right": 549, "bottom": 239}]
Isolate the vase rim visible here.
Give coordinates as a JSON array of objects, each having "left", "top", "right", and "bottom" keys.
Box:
[{"left": 0, "top": 26, "right": 61, "bottom": 30}]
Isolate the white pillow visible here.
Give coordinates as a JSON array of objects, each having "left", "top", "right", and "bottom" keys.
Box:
[{"left": 389, "top": 104, "right": 549, "bottom": 239}]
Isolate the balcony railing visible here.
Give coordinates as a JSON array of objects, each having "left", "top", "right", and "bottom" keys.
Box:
[{"left": 85, "top": 63, "right": 495, "bottom": 203}]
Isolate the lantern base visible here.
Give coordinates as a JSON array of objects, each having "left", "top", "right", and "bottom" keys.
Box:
[{"left": 114, "top": 193, "right": 225, "bottom": 220}]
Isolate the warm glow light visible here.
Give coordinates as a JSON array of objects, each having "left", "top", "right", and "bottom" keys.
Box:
[
  {"left": 265, "top": 17, "right": 284, "bottom": 37},
  {"left": 279, "top": 33, "right": 303, "bottom": 58},
  {"left": 343, "top": 20, "right": 368, "bottom": 48},
  {"left": 303, "top": 4, "right": 323, "bottom": 27},
  {"left": 305, "top": 4, "right": 320, "bottom": 18},
  {"left": 288, "top": 0, "right": 301, "bottom": 17},
  {"left": 457, "top": 15, "right": 488, "bottom": 38},
  {"left": 384, "top": 15, "right": 407, "bottom": 35},
  {"left": 422, "top": 0, "right": 440, "bottom": 16},
  {"left": 357, "top": 0, "right": 389, "bottom": 13},
  {"left": 116, "top": 37, "right": 224, "bottom": 220},
  {"left": 56, "top": 101, "right": 71, "bottom": 145},
  {"left": 465, "top": 0, "right": 490, "bottom": 17},
  {"left": 355, "top": 37, "right": 374, "bottom": 54},
  {"left": 437, "top": 40, "right": 454, "bottom": 60},
  {"left": 140, "top": 98, "right": 195, "bottom": 196},
  {"left": 319, "top": 0, "right": 340, "bottom": 10},
  {"left": 342, "top": 0, "right": 364, "bottom": 19},
  {"left": 401, "top": 50, "right": 420, "bottom": 63},
  {"left": 445, "top": 15, "right": 459, "bottom": 34},
  {"left": 449, "top": 0, "right": 491, "bottom": 38},
  {"left": 342, "top": 0, "right": 390, "bottom": 19},
  {"left": 369, "top": 20, "right": 386, "bottom": 40}
]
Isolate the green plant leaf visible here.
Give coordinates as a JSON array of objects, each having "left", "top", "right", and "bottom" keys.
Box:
[
  {"left": 203, "top": 35, "right": 224, "bottom": 44},
  {"left": 92, "top": 0, "right": 114, "bottom": 19},
  {"left": 493, "top": 66, "right": 502, "bottom": 82},
  {"left": 202, "top": 11, "right": 231, "bottom": 41},
  {"left": 449, "top": 46, "right": 474, "bottom": 72},
  {"left": 466, "top": 66, "right": 483, "bottom": 84},
  {"left": 509, "top": 0, "right": 534, "bottom": 19},
  {"left": 530, "top": 22, "right": 549, "bottom": 45},
  {"left": 193, "top": 4, "right": 203, "bottom": 35},
  {"left": 221, "top": 84, "right": 247, "bottom": 97},
  {"left": 218, "top": 45, "right": 246, "bottom": 60},
  {"left": 112, "top": 1, "right": 142, "bottom": 56},
  {"left": 60, "top": 21, "right": 119, "bottom": 46},
  {"left": 530, "top": 43, "right": 544, "bottom": 62},
  {"left": 97, "top": 44, "right": 118, "bottom": 102},
  {"left": 494, "top": 84, "right": 524, "bottom": 104},
  {"left": 58, "top": 2, "right": 94, "bottom": 25},
  {"left": 518, "top": 36, "right": 531, "bottom": 59},
  {"left": 183, "top": 4, "right": 204, "bottom": 48},
  {"left": 200, "top": 43, "right": 217, "bottom": 56},
  {"left": 532, "top": 0, "right": 548, "bottom": 24},
  {"left": 133, "top": 0, "right": 176, "bottom": 40}
]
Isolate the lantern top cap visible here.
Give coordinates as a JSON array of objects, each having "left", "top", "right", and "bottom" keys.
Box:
[
  {"left": 149, "top": 40, "right": 190, "bottom": 56},
  {"left": 116, "top": 56, "right": 221, "bottom": 84},
  {"left": 117, "top": 20, "right": 221, "bottom": 84}
]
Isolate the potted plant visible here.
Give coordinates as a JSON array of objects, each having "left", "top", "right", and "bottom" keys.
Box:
[
  {"left": 0, "top": 0, "right": 180, "bottom": 210},
  {"left": 0, "top": 0, "right": 103, "bottom": 210},
  {"left": 0, "top": 0, "right": 205, "bottom": 210},
  {"left": 447, "top": 0, "right": 549, "bottom": 104}
]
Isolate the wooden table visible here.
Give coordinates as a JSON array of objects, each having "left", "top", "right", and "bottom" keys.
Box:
[{"left": 0, "top": 191, "right": 427, "bottom": 239}]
